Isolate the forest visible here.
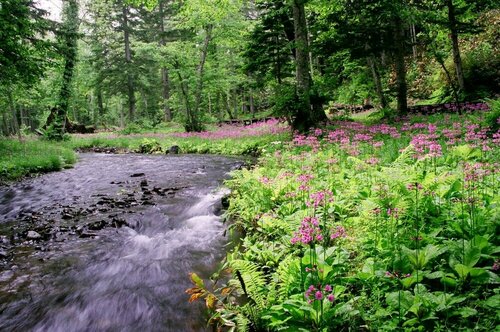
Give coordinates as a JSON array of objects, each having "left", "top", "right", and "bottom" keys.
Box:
[
  {"left": 0, "top": 0, "right": 499, "bottom": 331},
  {"left": 0, "top": 0, "right": 498, "bottom": 136}
]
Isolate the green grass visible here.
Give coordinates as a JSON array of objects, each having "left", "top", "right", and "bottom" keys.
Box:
[
  {"left": 0, "top": 128, "right": 290, "bottom": 181},
  {"left": 65, "top": 132, "right": 291, "bottom": 156},
  {"left": 0, "top": 138, "right": 77, "bottom": 181}
]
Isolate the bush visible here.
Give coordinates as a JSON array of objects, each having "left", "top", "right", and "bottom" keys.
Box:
[
  {"left": 136, "top": 138, "right": 163, "bottom": 154},
  {"left": 484, "top": 99, "right": 500, "bottom": 133}
]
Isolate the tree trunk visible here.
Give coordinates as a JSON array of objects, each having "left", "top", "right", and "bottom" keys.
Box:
[
  {"left": 291, "top": 0, "right": 311, "bottom": 131},
  {"left": 232, "top": 91, "right": 238, "bottom": 119},
  {"left": 435, "top": 55, "right": 460, "bottom": 105},
  {"left": 57, "top": 0, "right": 79, "bottom": 135},
  {"left": 274, "top": 36, "right": 282, "bottom": 84},
  {"left": 250, "top": 92, "right": 255, "bottom": 118},
  {"left": 175, "top": 68, "right": 192, "bottom": 124},
  {"left": 159, "top": 1, "right": 172, "bottom": 122},
  {"left": 446, "top": 0, "right": 465, "bottom": 93},
  {"left": 367, "top": 56, "right": 387, "bottom": 108},
  {"left": 393, "top": 15, "right": 407, "bottom": 115},
  {"left": 291, "top": 0, "right": 325, "bottom": 131},
  {"left": 96, "top": 85, "right": 104, "bottom": 116},
  {"left": 190, "top": 24, "right": 213, "bottom": 131},
  {"left": 2, "top": 112, "right": 9, "bottom": 136},
  {"left": 410, "top": 23, "right": 417, "bottom": 59},
  {"left": 215, "top": 92, "right": 223, "bottom": 121},
  {"left": 224, "top": 93, "right": 234, "bottom": 119},
  {"left": 122, "top": 5, "right": 136, "bottom": 121},
  {"left": 7, "top": 88, "right": 21, "bottom": 140}
]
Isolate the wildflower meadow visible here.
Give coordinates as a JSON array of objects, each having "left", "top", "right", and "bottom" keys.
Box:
[{"left": 187, "top": 110, "right": 500, "bottom": 331}]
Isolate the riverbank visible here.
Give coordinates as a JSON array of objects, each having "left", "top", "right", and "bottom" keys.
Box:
[
  {"left": 189, "top": 111, "right": 500, "bottom": 331},
  {"left": 0, "top": 139, "right": 77, "bottom": 182},
  {"left": 0, "top": 119, "right": 290, "bottom": 182}
]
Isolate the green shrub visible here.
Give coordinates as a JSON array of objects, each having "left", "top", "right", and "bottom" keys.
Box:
[
  {"left": 484, "top": 99, "right": 500, "bottom": 133},
  {"left": 136, "top": 138, "right": 163, "bottom": 154}
]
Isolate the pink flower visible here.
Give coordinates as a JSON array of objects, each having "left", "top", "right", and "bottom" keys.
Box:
[
  {"left": 315, "top": 291, "right": 323, "bottom": 300},
  {"left": 330, "top": 226, "right": 346, "bottom": 240},
  {"left": 259, "top": 177, "right": 271, "bottom": 184},
  {"left": 291, "top": 217, "right": 323, "bottom": 245}
]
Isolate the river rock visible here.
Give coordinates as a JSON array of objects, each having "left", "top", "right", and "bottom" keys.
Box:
[
  {"left": 0, "top": 249, "right": 8, "bottom": 258},
  {"left": 168, "top": 145, "right": 180, "bottom": 154},
  {"left": 26, "top": 231, "right": 42, "bottom": 240},
  {"left": 0, "top": 235, "right": 9, "bottom": 245},
  {"left": 0, "top": 270, "right": 14, "bottom": 282},
  {"left": 130, "top": 173, "right": 145, "bottom": 177}
]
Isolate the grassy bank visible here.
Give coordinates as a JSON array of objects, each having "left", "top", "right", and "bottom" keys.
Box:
[
  {"left": 187, "top": 112, "right": 500, "bottom": 331},
  {"left": 0, "top": 139, "right": 77, "bottom": 182},
  {"left": 0, "top": 119, "right": 290, "bottom": 181},
  {"left": 64, "top": 118, "right": 290, "bottom": 155}
]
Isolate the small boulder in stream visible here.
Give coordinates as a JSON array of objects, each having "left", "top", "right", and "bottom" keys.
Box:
[
  {"left": 167, "top": 146, "right": 180, "bottom": 154},
  {"left": 26, "top": 231, "right": 42, "bottom": 240}
]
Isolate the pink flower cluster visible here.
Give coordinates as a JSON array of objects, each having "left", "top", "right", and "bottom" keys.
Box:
[
  {"left": 297, "top": 173, "right": 314, "bottom": 191},
  {"left": 293, "top": 134, "right": 320, "bottom": 150},
  {"left": 172, "top": 118, "right": 288, "bottom": 139},
  {"left": 306, "top": 190, "right": 334, "bottom": 208},
  {"left": 289, "top": 114, "right": 499, "bottom": 160},
  {"left": 304, "top": 284, "right": 335, "bottom": 304},
  {"left": 291, "top": 216, "right": 323, "bottom": 245},
  {"left": 330, "top": 226, "right": 346, "bottom": 240},
  {"left": 410, "top": 134, "right": 442, "bottom": 159},
  {"left": 463, "top": 162, "right": 494, "bottom": 189}
]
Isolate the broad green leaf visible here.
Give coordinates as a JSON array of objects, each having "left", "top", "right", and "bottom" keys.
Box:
[
  {"left": 463, "top": 246, "right": 481, "bottom": 267},
  {"left": 483, "top": 295, "right": 500, "bottom": 309}
]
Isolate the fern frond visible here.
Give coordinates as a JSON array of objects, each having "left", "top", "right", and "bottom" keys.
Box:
[
  {"left": 392, "top": 144, "right": 416, "bottom": 166},
  {"left": 230, "top": 259, "right": 269, "bottom": 310},
  {"left": 276, "top": 254, "right": 301, "bottom": 299}
]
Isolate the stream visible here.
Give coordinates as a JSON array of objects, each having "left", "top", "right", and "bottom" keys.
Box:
[{"left": 0, "top": 153, "right": 244, "bottom": 331}]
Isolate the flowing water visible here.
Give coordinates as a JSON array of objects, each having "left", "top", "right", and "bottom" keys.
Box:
[{"left": 0, "top": 153, "right": 244, "bottom": 331}]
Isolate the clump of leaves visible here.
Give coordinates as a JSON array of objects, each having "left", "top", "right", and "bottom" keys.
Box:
[{"left": 136, "top": 138, "right": 162, "bottom": 154}]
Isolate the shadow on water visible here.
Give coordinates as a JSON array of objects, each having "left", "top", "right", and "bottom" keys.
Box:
[{"left": 0, "top": 153, "right": 245, "bottom": 331}]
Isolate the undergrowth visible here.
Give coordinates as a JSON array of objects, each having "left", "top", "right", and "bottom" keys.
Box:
[{"left": 188, "top": 111, "right": 500, "bottom": 331}]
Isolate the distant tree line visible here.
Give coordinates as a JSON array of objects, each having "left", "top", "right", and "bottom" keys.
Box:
[{"left": 0, "top": 0, "right": 498, "bottom": 136}]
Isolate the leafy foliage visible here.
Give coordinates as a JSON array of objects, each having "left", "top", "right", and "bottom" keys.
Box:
[{"left": 192, "top": 111, "right": 500, "bottom": 331}]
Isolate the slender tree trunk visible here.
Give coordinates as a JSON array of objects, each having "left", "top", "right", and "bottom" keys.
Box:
[
  {"left": 446, "top": 0, "right": 465, "bottom": 93},
  {"left": 141, "top": 90, "right": 148, "bottom": 118},
  {"left": 274, "top": 36, "right": 282, "bottom": 84},
  {"left": 7, "top": 88, "right": 21, "bottom": 140},
  {"left": 122, "top": 5, "right": 136, "bottom": 121},
  {"left": 410, "top": 23, "right": 417, "bottom": 59},
  {"left": 2, "top": 112, "right": 8, "bottom": 136},
  {"left": 173, "top": 62, "right": 193, "bottom": 125},
  {"left": 224, "top": 93, "right": 234, "bottom": 119},
  {"left": 56, "top": 0, "right": 79, "bottom": 136},
  {"left": 119, "top": 103, "right": 124, "bottom": 128},
  {"left": 159, "top": 1, "right": 171, "bottom": 121},
  {"left": 436, "top": 55, "right": 460, "bottom": 104},
  {"left": 96, "top": 85, "right": 104, "bottom": 116},
  {"left": 250, "top": 93, "right": 255, "bottom": 118},
  {"left": 215, "top": 92, "right": 223, "bottom": 121},
  {"left": 191, "top": 24, "right": 213, "bottom": 131},
  {"left": 367, "top": 56, "right": 387, "bottom": 108},
  {"left": 232, "top": 91, "right": 238, "bottom": 119},
  {"left": 393, "top": 15, "right": 408, "bottom": 115}
]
